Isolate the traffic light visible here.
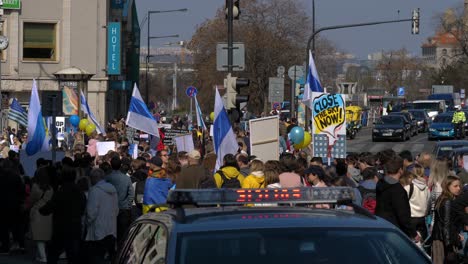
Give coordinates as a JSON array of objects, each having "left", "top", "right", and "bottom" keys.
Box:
[
  {"left": 411, "top": 8, "right": 420, "bottom": 35},
  {"left": 224, "top": 74, "right": 237, "bottom": 110},
  {"left": 224, "top": 73, "right": 250, "bottom": 110},
  {"left": 225, "top": 0, "right": 241, "bottom": 20}
]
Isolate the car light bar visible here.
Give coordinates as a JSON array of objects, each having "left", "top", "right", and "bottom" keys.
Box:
[{"left": 166, "top": 187, "right": 354, "bottom": 206}]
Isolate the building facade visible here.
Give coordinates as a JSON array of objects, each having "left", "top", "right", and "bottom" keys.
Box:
[{"left": 0, "top": 0, "right": 139, "bottom": 129}]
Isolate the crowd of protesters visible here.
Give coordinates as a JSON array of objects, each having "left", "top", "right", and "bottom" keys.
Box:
[{"left": 1, "top": 114, "right": 468, "bottom": 264}]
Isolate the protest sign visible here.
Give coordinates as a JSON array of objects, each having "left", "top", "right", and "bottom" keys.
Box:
[
  {"left": 96, "top": 141, "right": 116, "bottom": 156},
  {"left": 174, "top": 134, "right": 195, "bottom": 153},
  {"left": 249, "top": 116, "right": 279, "bottom": 162},
  {"left": 164, "top": 129, "right": 190, "bottom": 145},
  {"left": 311, "top": 92, "right": 346, "bottom": 161}
]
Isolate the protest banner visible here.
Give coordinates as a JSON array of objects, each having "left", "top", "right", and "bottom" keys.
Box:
[
  {"left": 96, "top": 141, "right": 116, "bottom": 156},
  {"left": 249, "top": 116, "right": 279, "bottom": 162},
  {"left": 174, "top": 134, "right": 195, "bottom": 153},
  {"left": 163, "top": 129, "right": 190, "bottom": 145},
  {"left": 311, "top": 92, "right": 346, "bottom": 163}
]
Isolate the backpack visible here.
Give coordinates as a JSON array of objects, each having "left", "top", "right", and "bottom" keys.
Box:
[
  {"left": 218, "top": 170, "right": 241, "bottom": 188},
  {"left": 358, "top": 186, "right": 377, "bottom": 214}
]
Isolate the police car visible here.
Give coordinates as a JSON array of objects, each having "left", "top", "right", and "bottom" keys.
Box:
[{"left": 115, "top": 187, "right": 431, "bottom": 264}]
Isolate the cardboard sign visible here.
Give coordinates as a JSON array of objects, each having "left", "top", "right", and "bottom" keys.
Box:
[
  {"left": 96, "top": 141, "right": 116, "bottom": 156},
  {"left": 249, "top": 116, "right": 279, "bottom": 162},
  {"left": 174, "top": 134, "right": 195, "bottom": 153}
]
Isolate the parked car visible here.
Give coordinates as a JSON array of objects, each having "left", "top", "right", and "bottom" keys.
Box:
[
  {"left": 428, "top": 112, "right": 454, "bottom": 140},
  {"left": 408, "top": 109, "right": 431, "bottom": 132},
  {"left": 432, "top": 140, "right": 468, "bottom": 159},
  {"left": 389, "top": 112, "right": 418, "bottom": 136},
  {"left": 372, "top": 115, "right": 411, "bottom": 142}
]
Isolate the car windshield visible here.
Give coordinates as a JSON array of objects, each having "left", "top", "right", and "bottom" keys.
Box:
[
  {"left": 410, "top": 111, "right": 425, "bottom": 119},
  {"left": 434, "top": 115, "right": 452, "bottom": 123},
  {"left": 413, "top": 102, "right": 440, "bottom": 111},
  {"left": 177, "top": 229, "right": 429, "bottom": 264},
  {"left": 379, "top": 116, "right": 403, "bottom": 125}
]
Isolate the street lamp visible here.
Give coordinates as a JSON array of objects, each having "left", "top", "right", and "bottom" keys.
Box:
[
  {"left": 164, "top": 41, "right": 185, "bottom": 112},
  {"left": 145, "top": 8, "right": 188, "bottom": 103}
]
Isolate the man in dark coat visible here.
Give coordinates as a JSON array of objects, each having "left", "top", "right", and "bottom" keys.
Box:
[
  {"left": 40, "top": 165, "right": 86, "bottom": 264},
  {"left": 375, "top": 157, "right": 419, "bottom": 241},
  {"left": 0, "top": 159, "right": 25, "bottom": 254},
  {"left": 176, "top": 150, "right": 215, "bottom": 189}
]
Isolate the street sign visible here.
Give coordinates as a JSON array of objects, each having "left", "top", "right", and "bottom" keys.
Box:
[
  {"left": 461, "top": 89, "right": 465, "bottom": 99},
  {"left": 268, "top": 77, "right": 284, "bottom": 103},
  {"left": 2, "top": 0, "right": 20, "bottom": 9},
  {"left": 277, "top": 66, "right": 285, "bottom": 77},
  {"left": 216, "top": 42, "right": 245, "bottom": 71},
  {"left": 186, "top": 86, "right": 198, "bottom": 97},
  {"left": 397, "top": 87, "right": 405, "bottom": 96},
  {"left": 288, "top": 65, "right": 304, "bottom": 80}
]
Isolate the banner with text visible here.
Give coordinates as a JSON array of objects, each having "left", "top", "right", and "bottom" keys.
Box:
[
  {"left": 107, "top": 22, "right": 121, "bottom": 75},
  {"left": 312, "top": 92, "right": 346, "bottom": 159}
]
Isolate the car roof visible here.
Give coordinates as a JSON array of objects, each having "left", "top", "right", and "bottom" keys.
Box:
[
  {"left": 139, "top": 207, "right": 397, "bottom": 233},
  {"left": 452, "top": 147, "right": 468, "bottom": 155},
  {"left": 435, "top": 140, "right": 468, "bottom": 147}
]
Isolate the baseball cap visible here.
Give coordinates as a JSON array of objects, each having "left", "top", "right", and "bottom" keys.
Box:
[
  {"left": 188, "top": 150, "right": 201, "bottom": 159},
  {"left": 149, "top": 156, "right": 163, "bottom": 167}
]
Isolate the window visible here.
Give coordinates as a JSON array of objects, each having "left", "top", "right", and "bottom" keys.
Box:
[
  {"left": 23, "top": 22, "right": 57, "bottom": 61},
  {"left": 120, "top": 222, "right": 168, "bottom": 264},
  {"left": 177, "top": 229, "right": 430, "bottom": 264}
]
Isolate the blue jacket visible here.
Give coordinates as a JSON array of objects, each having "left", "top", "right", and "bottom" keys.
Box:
[{"left": 143, "top": 176, "right": 174, "bottom": 207}]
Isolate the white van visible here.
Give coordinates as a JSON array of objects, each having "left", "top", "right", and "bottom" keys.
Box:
[{"left": 412, "top": 100, "right": 446, "bottom": 119}]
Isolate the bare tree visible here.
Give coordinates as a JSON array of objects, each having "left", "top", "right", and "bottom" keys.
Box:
[{"left": 188, "top": 0, "right": 338, "bottom": 114}]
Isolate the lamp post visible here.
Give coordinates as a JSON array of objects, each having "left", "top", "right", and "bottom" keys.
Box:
[
  {"left": 145, "top": 8, "right": 188, "bottom": 103},
  {"left": 164, "top": 41, "right": 185, "bottom": 112}
]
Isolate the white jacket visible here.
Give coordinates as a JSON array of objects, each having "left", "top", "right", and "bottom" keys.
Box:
[{"left": 404, "top": 178, "right": 430, "bottom": 218}]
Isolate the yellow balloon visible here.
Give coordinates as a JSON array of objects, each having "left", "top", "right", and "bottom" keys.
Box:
[
  {"left": 294, "top": 132, "right": 312, "bottom": 150},
  {"left": 210, "top": 112, "right": 215, "bottom": 121},
  {"left": 79, "top": 119, "right": 89, "bottom": 131},
  {"left": 85, "top": 123, "right": 96, "bottom": 136},
  {"left": 302, "top": 132, "right": 312, "bottom": 147}
]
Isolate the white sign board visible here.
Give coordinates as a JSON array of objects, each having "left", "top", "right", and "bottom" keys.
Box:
[
  {"left": 249, "top": 116, "right": 279, "bottom": 161},
  {"left": 175, "top": 134, "right": 195, "bottom": 153},
  {"left": 96, "top": 141, "right": 116, "bottom": 156},
  {"left": 55, "top": 116, "right": 65, "bottom": 133}
]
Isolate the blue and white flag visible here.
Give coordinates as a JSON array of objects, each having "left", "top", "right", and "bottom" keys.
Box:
[
  {"left": 80, "top": 90, "right": 106, "bottom": 135},
  {"left": 194, "top": 95, "right": 207, "bottom": 131},
  {"left": 8, "top": 98, "right": 28, "bottom": 127},
  {"left": 128, "top": 143, "right": 138, "bottom": 159},
  {"left": 26, "top": 79, "right": 50, "bottom": 156},
  {"left": 213, "top": 88, "right": 238, "bottom": 170},
  {"left": 126, "top": 84, "right": 160, "bottom": 138},
  {"left": 303, "top": 50, "right": 323, "bottom": 107}
]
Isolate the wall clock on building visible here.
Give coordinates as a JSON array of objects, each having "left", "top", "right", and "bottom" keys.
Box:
[{"left": 0, "top": 36, "right": 9, "bottom": 50}]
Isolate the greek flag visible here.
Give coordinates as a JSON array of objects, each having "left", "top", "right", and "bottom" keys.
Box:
[
  {"left": 80, "top": 90, "right": 106, "bottom": 135},
  {"left": 8, "top": 98, "right": 28, "bottom": 127},
  {"left": 303, "top": 50, "right": 323, "bottom": 107},
  {"left": 194, "top": 95, "right": 207, "bottom": 131},
  {"left": 126, "top": 84, "right": 160, "bottom": 137},
  {"left": 213, "top": 88, "right": 238, "bottom": 170},
  {"left": 26, "top": 79, "right": 50, "bottom": 156}
]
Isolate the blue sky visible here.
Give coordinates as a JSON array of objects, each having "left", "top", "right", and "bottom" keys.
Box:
[{"left": 136, "top": 0, "right": 461, "bottom": 58}]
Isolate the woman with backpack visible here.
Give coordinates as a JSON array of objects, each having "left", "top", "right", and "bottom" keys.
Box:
[
  {"left": 242, "top": 160, "right": 265, "bottom": 189},
  {"left": 431, "top": 175, "right": 462, "bottom": 264},
  {"left": 214, "top": 154, "right": 244, "bottom": 188}
]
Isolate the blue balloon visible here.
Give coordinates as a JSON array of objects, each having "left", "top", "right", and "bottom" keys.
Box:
[
  {"left": 289, "top": 126, "right": 304, "bottom": 145},
  {"left": 70, "top": 115, "right": 80, "bottom": 127}
]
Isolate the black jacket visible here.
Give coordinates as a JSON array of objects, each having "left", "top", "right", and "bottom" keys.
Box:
[
  {"left": 375, "top": 176, "right": 416, "bottom": 238},
  {"left": 433, "top": 199, "right": 461, "bottom": 248},
  {"left": 40, "top": 182, "right": 86, "bottom": 240},
  {"left": 0, "top": 167, "right": 25, "bottom": 212},
  {"left": 451, "top": 192, "right": 468, "bottom": 232}
]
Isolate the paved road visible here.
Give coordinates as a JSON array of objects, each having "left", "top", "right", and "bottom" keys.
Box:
[{"left": 347, "top": 126, "right": 436, "bottom": 155}]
